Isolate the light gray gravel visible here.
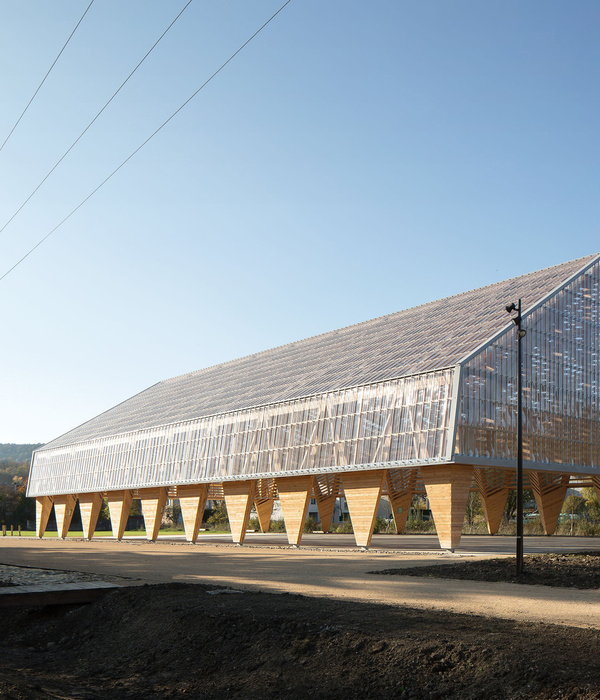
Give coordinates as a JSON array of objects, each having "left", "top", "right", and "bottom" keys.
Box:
[{"left": 0, "top": 564, "right": 132, "bottom": 587}]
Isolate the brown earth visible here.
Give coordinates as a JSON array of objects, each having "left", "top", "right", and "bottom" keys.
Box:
[
  {"left": 371, "top": 552, "right": 600, "bottom": 589},
  {"left": 1, "top": 581, "right": 600, "bottom": 700}
]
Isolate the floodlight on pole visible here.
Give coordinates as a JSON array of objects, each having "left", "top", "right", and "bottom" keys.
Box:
[{"left": 506, "top": 298, "right": 525, "bottom": 575}]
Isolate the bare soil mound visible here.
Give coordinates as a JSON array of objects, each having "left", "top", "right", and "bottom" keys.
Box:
[
  {"left": 370, "top": 552, "right": 600, "bottom": 589},
  {"left": 1, "top": 582, "right": 600, "bottom": 699}
]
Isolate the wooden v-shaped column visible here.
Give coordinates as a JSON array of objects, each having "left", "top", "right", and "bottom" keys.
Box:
[
  {"left": 342, "top": 470, "right": 385, "bottom": 548},
  {"left": 36, "top": 496, "right": 53, "bottom": 538},
  {"left": 386, "top": 469, "right": 417, "bottom": 534},
  {"left": 254, "top": 478, "right": 276, "bottom": 533},
  {"left": 529, "top": 471, "right": 568, "bottom": 535},
  {"left": 421, "top": 464, "right": 473, "bottom": 550},
  {"left": 53, "top": 494, "right": 77, "bottom": 539},
  {"left": 223, "top": 480, "right": 256, "bottom": 544},
  {"left": 474, "top": 468, "right": 510, "bottom": 535},
  {"left": 139, "top": 488, "right": 168, "bottom": 541},
  {"left": 314, "top": 474, "right": 340, "bottom": 533},
  {"left": 78, "top": 493, "right": 103, "bottom": 540},
  {"left": 106, "top": 491, "right": 133, "bottom": 540},
  {"left": 276, "top": 475, "right": 314, "bottom": 546},
  {"left": 178, "top": 485, "right": 209, "bottom": 543},
  {"left": 255, "top": 498, "right": 274, "bottom": 532}
]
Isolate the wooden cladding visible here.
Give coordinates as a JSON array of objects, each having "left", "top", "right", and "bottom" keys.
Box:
[{"left": 31, "top": 465, "right": 582, "bottom": 550}]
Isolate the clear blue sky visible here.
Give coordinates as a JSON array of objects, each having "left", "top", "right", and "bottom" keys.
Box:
[{"left": 0, "top": 1, "right": 598, "bottom": 443}]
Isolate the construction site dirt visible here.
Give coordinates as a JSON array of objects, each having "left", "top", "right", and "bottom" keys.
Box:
[{"left": 1, "top": 580, "right": 600, "bottom": 700}]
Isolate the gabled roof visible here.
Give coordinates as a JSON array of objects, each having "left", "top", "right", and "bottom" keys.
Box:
[{"left": 42, "top": 254, "right": 599, "bottom": 450}]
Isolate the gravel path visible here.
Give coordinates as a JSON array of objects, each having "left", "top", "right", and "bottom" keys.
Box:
[
  {"left": 0, "top": 563, "right": 129, "bottom": 587},
  {"left": 2, "top": 536, "right": 600, "bottom": 629}
]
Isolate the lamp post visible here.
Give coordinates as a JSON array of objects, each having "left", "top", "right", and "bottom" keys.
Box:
[{"left": 506, "top": 299, "right": 526, "bottom": 575}]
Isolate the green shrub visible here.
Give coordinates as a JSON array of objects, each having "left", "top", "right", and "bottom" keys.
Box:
[
  {"left": 404, "top": 517, "right": 436, "bottom": 534},
  {"left": 303, "top": 516, "right": 318, "bottom": 533},
  {"left": 573, "top": 519, "right": 600, "bottom": 536},
  {"left": 461, "top": 520, "right": 488, "bottom": 535},
  {"left": 331, "top": 520, "right": 353, "bottom": 534},
  {"left": 373, "top": 517, "right": 395, "bottom": 534},
  {"left": 269, "top": 519, "right": 286, "bottom": 533},
  {"left": 205, "top": 501, "right": 230, "bottom": 531}
]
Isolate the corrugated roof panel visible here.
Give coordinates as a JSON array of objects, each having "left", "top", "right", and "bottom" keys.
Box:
[{"left": 41, "top": 254, "right": 599, "bottom": 450}]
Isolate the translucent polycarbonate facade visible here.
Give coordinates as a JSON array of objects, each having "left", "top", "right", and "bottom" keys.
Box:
[
  {"left": 28, "top": 255, "right": 600, "bottom": 499},
  {"left": 28, "top": 369, "right": 455, "bottom": 497},
  {"left": 456, "top": 261, "right": 600, "bottom": 471}
]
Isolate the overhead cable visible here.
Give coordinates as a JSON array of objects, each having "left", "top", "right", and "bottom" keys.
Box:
[
  {"left": 0, "top": 0, "right": 194, "bottom": 239},
  {"left": 0, "top": 0, "right": 95, "bottom": 154},
  {"left": 0, "top": 0, "right": 292, "bottom": 284}
]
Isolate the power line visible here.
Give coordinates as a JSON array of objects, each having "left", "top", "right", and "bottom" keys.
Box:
[
  {"left": 0, "top": 0, "right": 292, "bottom": 284},
  {"left": 0, "top": 0, "right": 95, "bottom": 154},
  {"left": 0, "top": 0, "right": 194, "bottom": 239}
]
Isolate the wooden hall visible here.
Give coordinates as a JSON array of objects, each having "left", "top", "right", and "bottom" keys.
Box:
[{"left": 28, "top": 255, "right": 600, "bottom": 550}]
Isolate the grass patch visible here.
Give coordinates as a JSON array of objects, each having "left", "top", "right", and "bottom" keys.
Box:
[{"left": 12, "top": 529, "right": 235, "bottom": 539}]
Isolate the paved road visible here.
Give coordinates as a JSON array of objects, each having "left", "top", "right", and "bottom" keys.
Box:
[
  {"left": 2, "top": 534, "right": 600, "bottom": 630},
  {"left": 188, "top": 531, "right": 600, "bottom": 554}
]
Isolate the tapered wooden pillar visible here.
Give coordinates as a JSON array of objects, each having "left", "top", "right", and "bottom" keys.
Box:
[
  {"left": 276, "top": 475, "right": 314, "bottom": 546},
  {"left": 223, "top": 480, "right": 256, "bottom": 544},
  {"left": 36, "top": 496, "right": 53, "bottom": 538},
  {"left": 255, "top": 498, "right": 274, "bottom": 533},
  {"left": 316, "top": 495, "right": 336, "bottom": 533},
  {"left": 139, "top": 488, "right": 168, "bottom": 541},
  {"left": 529, "top": 471, "right": 569, "bottom": 535},
  {"left": 421, "top": 464, "right": 473, "bottom": 550},
  {"left": 106, "top": 490, "right": 133, "bottom": 540},
  {"left": 314, "top": 474, "right": 340, "bottom": 533},
  {"left": 178, "top": 484, "right": 209, "bottom": 543},
  {"left": 342, "top": 470, "right": 385, "bottom": 548},
  {"left": 474, "top": 468, "right": 510, "bottom": 535},
  {"left": 78, "top": 493, "right": 103, "bottom": 540},
  {"left": 386, "top": 469, "right": 417, "bottom": 534},
  {"left": 53, "top": 494, "right": 77, "bottom": 539}
]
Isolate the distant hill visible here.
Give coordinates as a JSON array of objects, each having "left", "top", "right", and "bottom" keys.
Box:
[{"left": 0, "top": 444, "right": 43, "bottom": 463}]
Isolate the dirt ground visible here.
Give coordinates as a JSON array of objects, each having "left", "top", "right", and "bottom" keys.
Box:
[
  {"left": 2, "top": 581, "right": 600, "bottom": 700},
  {"left": 372, "top": 552, "right": 600, "bottom": 589}
]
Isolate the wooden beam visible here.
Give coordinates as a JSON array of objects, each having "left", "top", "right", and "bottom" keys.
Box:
[
  {"left": 342, "top": 470, "right": 385, "bottom": 548},
  {"left": 78, "top": 493, "right": 103, "bottom": 540},
  {"left": 529, "top": 471, "right": 569, "bottom": 535},
  {"left": 255, "top": 498, "right": 274, "bottom": 533},
  {"left": 276, "top": 475, "right": 314, "bottom": 546},
  {"left": 139, "top": 488, "right": 168, "bottom": 541},
  {"left": 53, "top": 494, "right": 77, "bottom": 540},
  {"left": 106, "top": 491, "right": 133, "bottom": 540},
  {"left": 223, "top": 480, "right": 256, "bottom": 544},
  {"left": 178, "top": 484, "right": 209, "bottom": 543},
  {"left": 421, "top": 464, "right": 473, "bottom": 550},
  {"left": 35, "top": 496, "right": 53, "bottom": 538}
]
